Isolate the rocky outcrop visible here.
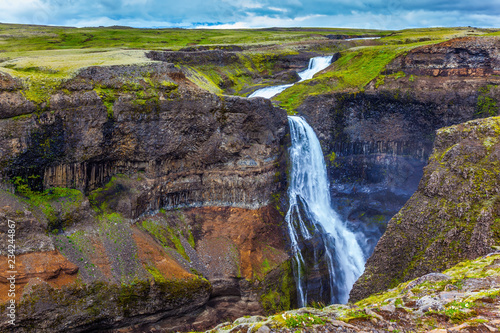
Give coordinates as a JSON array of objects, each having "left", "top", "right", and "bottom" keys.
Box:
[
  {"left": 0, "top": 63, "right": 292, "bottom": 332},
  {"left": 147, "top": 50, "right": 319, "bottom": 74},
  {"left": 147, "top": 50, "right": 241, "bottom": 66},
  {"left": 205, "top": 253, "right": 500, "bottom": 333},
  {"left": 350, "top": 116, "right": 500, "bottom": 302},
  {"left": 0, "top": 63, "right": 287, "bottom": 212},
  {"left": 385, "top": 37, "right": 500, "bottom": 77},
  {"left": 298, "top": 37, "right": 500, "bottom": 258}
]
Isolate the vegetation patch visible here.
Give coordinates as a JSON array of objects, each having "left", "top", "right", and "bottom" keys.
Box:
[
  {"left": 139, "top": 219, "right": 190, "bottom": 261},
  {"left": 427, "top": 300, "right": 476, "bottom": 322},
  {"left": 145, "top": 265, "right": 166, "bottom": 283},
  {"left": 12, "top": 177, "right": 84, "bottom": 232},
  {"left": 338, "top": 308, "right": 375, "bottom": 322},
  {"left": 281, "top": 312, "right": 326, "bottom": 328},
  {"left": 475, "top": 85, "right": 499, "bottom": 118},
  {"left": 93, "top": 84, "right": 116, "bottom": 118},
  {"left": 260, "top": 260, "right": 295, "bottom": 314}
]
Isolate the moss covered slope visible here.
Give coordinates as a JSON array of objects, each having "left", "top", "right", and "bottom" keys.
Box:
[{"left": 351, "top": 116, "right": 500, "bottom": 302}]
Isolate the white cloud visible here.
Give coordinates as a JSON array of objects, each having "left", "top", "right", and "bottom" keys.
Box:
[
  {"left": 204, "top": 13, "right": 327, "bottom": 29},
  {"left": 269, "top": 7, "right": 288, "bottom": 13},
  {"left": 0, "top": 0, "right": 50, "bottom": 25},
  {"left": 238, "top": 1, "right": 264, "bottom": 9}
]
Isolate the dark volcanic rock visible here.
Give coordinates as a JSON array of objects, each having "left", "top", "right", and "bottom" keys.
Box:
[
  {"left": 0, "top": 63, "right": 292, "bottom": 332},
  {"left": 0, "top": 63, "right": 288, "bottom": 215},
  {"left": 385, "top": 37, "right": 500, "bottom": 77},
  {"left": 147, "top": 50, "right": 240, "bottom": 66},
  {"left": 146, "top": 50, "right": 334, "bottom": 96}
]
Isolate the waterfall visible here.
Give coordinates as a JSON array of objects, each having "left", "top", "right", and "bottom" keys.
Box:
[
  {"left": 286, "top": 116, "right": 365, "bottom": 306},
  {"left": 249, "top": 55, "right": 333, "bottom": 99},
  {"left": 297, "top": 56, "right": 334, "bottom": 81},
  {"left": 249, "top": 55, "right": 365, "bottom": 306}
]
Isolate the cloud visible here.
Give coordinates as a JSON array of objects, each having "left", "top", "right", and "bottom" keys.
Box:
[{"left": 0, "top": 0, "right": 498, "bottom": 29}]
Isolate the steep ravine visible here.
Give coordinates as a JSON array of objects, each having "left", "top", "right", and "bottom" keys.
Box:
[
  {"left": 351, "top": 115, "right": 500, "bottom": 302},
  {"left": 2, "top": 35, "right": 500, "bottom": 333},
  {"left": 247, "top": 55, "right": 366, "bottom": 308},
  {"left": 347, "top": 37, "right": 500, "bottom": 301},
  {"left": 202, "top": 36, "right": 500, "bottom": 333},
  {"left": 298, "top": 36, "right": 500, "bottom": 261}
]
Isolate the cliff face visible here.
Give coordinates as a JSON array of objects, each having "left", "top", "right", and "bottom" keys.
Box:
[
  {"left": 385, "top": 36, "right": 500, "bottom": 77},
  {"left": 350, "top": 116, "right": 500, "bottom": 302},
  {"left": 1, "top": 63, "right": 287, "bottom": 211},
  {"left": 298, "top": 37, "right": 500, "bottom": 258},
  {"left": 0, "top": 63, "right": 292, "bottom": 332}
]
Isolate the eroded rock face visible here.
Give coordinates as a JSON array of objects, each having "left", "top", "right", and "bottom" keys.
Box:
[
  {"left": 0, "top": 64, "right": 291, "bottom": 332},
  {"left": 385, "top": 37, "right": 500, "bottom": 77},
  {"left": 206, "top": 253, "right": 500, "bottom": 333},
  {"left": 146, "top": 50, "right": 334, "bottom": 96},
  {"left": 0, "top": 63, "right": 288, "bottom": 213},
  {"left": 350, "top": 117, "right": 500, "bottom": 302}
]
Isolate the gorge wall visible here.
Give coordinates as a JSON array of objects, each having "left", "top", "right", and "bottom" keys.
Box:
[
  {"left": 146, "top": 49, "right": 339, "bottom": 96},
  {"left": 322, "top": 36, "right": 500, "bottom": 301},
  {"left": 2, "top": 33, "right": 500, "bottom": 332},
  {"left": 351, "top": 116, "right": 500, "bottom": 301},
  {"left": 0, "top": 63, "right": 293, "bottom": 332}
]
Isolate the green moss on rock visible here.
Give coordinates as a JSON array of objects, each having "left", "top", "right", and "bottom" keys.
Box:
[
  {"left": 13, "top": 275, "right": 211, "bottom": 330},
  {"left": 13, "top": 182, "right": 85, "bottom": 232},
  {"left": 351, "top": 116, "right": 500, "bottom": 302},
  {"left": 260, "top": 260, "right": 296, "bottom": 314},
  {"left": 139, "top": 219, "right": 190, "bottom": 262}
]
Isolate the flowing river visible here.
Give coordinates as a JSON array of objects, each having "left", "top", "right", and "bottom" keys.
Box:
[{"left": 250, "top": 56, "right": 366, "bottom": 306}]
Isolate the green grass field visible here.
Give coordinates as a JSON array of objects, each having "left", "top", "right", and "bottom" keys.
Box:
[
  {"left": 0, "top": 23, "right": 497, "bottom": 112},
  {"left": 0, "top": 24, "right": 390, "bottom": 87},
  {"left": 0, "top": 24, "right": 391, "bottom": 51}
]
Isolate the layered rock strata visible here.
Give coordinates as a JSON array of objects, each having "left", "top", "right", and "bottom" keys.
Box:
[
  {"left": 0, "top": 63, "right": 291, "bottom": 332},
  {"left": 298, "top": 37, "right": 500, "bottom": 258}
]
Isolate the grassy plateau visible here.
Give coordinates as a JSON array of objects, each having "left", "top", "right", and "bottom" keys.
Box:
[{"left": 0, "top": 24, "right": 497, "bottom": 112}]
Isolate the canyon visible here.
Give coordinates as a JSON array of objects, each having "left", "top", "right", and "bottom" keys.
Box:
[{"left": 0, "top": 25, "right": 499, "bottom": 332}]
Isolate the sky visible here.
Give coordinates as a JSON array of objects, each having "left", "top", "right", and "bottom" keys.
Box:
[{"left": 0, "top": 0, "right": 499, "bottom": 30}]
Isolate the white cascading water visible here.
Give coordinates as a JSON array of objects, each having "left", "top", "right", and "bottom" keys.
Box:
[
  {"left": 287, "top": 116, "right": 365, "bottom": 306},
  {"left": 249, "top": 55, "right": 366, "bottom": 306},
  {"left": 248, "top": 55, "right": 333, "bottom": 99}
]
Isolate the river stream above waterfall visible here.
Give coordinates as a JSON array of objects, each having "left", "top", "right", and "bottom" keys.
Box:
[{"left": 249, "top": 55, "right": 333, "bottom": 99}]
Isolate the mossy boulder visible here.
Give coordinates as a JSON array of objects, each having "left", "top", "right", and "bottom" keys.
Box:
[{"left": 206, "top": 253, "right": 500, "bottom": 333}]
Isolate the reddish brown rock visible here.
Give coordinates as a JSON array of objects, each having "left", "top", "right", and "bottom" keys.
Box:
[
  {"left": 0, "top": 250, "right": 78, "bottom": 302},
  {"left": 0, "top": 63, "right": 290, "bottom": 332}
]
